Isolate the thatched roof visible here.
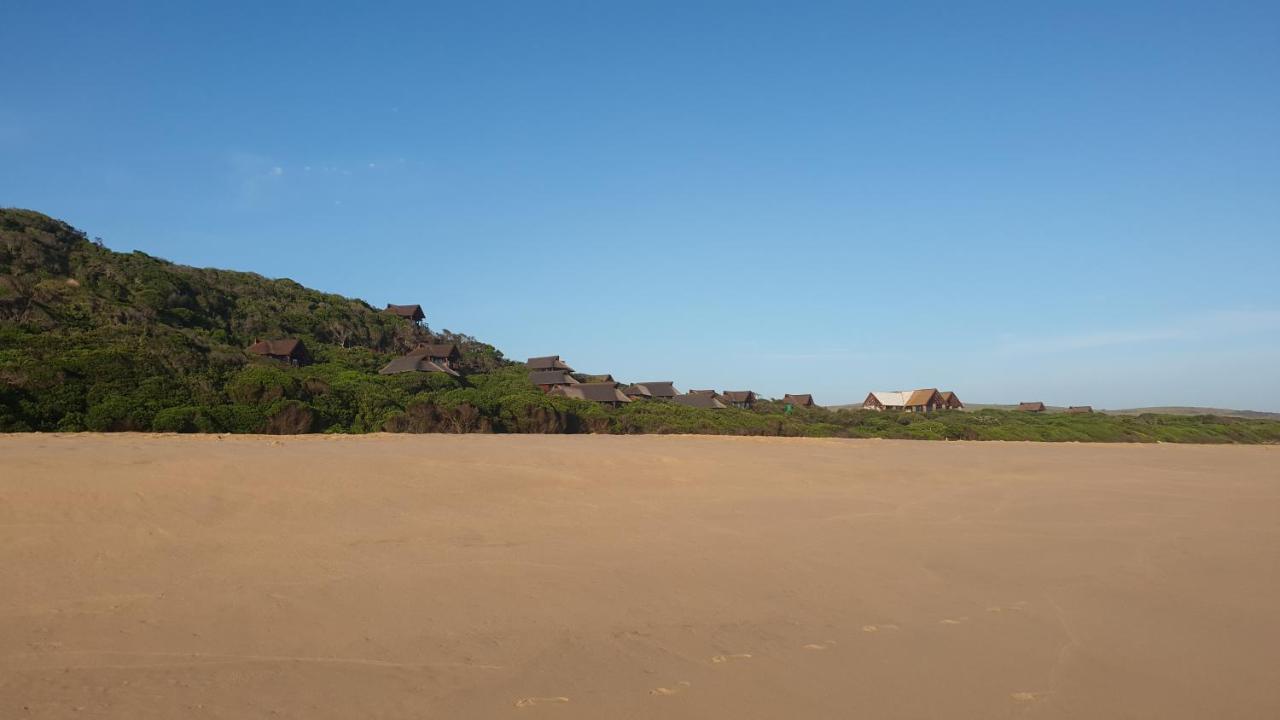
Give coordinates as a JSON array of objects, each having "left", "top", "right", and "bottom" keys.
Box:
[
  {"left": 247, "top": 338, "right": 305, "bottom": 358},
  {"left": 1018, "top": 402, "right": 1046, "bottom": 412},
  {"left": 721, "top": 391, "right": 757, "bottom": 404},
  {"left": 385, "top": 304, "right": 425, "bottom": 322},
  {"left": 1067, "top": 405, "right": 1093, "bottom": 413},
  {"left": 527, "top": 355, "right": 574, "bottom": 372},
  {"left": 550, "top": 383, "right": 631, "bottom": 404},
  {"left": 407, "top": 343, "right": 460, "bottom": 361},
  {"left": 783, "top": 393, "right": 816, "bottom": 407},
  {"left": 529, "top": 370, "right": 578, "bottom": 386},
  {"left": 905, "top": 388, "right": 941, "bottom": 408},
  {"left": 673, "top": 392, "right": 727, "bottom": 409},
  {"left": 378, "top": 356, "right": 460, "bottom": 377},
  {"left": 625, "top": 382, "right": 678, "bottom": 399}
]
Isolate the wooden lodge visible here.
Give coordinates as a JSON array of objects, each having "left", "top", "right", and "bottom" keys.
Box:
[
  {"left": 720, "top": 391, "right": 757, "bottom": 409},
  {"left": 623, "top": 382, "right": 679, "bottom": 400},
  {"left": 783, "top": 393, "right": 816, "bottom": 408},
  {"left": 1067, "top": 405, "right": 1093, "bottom": 414},
  {"left": 530, "top": 370, "right": 578, "bottom": 392},
  {"left": 548, "top": 382, "right": 631, "bottom": 407},
  {"left": 385, "top": 304, "right": 425, "bottom": 324},
  {"left": 247, "top": 338, "right": 308, "bottom": 366},
  {"left": 408, "top": 343, "right": 461, "bottom": 368},
  {"left": 528, "top": 355, "right": 575, "bottom": 373},
  {"left": 674, "top": 391, "right": 727, "bottom": 410},
  {"left": 939, "top": 391, "right": 964, "bottom": 409},
  {"left": 863, "top": 389, "right": 953, "bottom": 413},
  {"left": 1018, "top": 401, "right": 1047, "bottom": 412}
]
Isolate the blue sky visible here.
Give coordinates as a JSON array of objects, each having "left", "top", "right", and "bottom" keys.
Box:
[{"left": 3, "top": 1, "right": 1278, "bottom": 409}]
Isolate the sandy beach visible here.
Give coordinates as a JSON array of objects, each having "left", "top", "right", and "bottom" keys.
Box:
[{"left": 1, "top": 434, "right": 1278, "bottom": 719}]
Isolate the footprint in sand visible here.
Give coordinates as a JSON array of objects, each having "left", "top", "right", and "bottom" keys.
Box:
[
  {"left": 861, "top": 624, "right": 899, "bottom": 633},
  {"left": 939, "top": 617, "right": 969, "bottom": 625},
  {"left": 802, "top": 641, "right": 837, "bottom": 650},
  {"left": 710, "top": 653, "right": 753, "bottom": 663},
  {"left": 514, "top": 697, "right": 570, "bottom": 708},
  {"left": 650, "top": 681, "right": 691, "bottom": 696}
]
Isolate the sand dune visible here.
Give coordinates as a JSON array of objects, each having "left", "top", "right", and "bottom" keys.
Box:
[{"left": 2, "top": 434, "right": 1278, "bottom": 719}]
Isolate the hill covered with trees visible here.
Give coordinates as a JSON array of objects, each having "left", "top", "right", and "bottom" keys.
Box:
[{"left": 3, "top": 209, "right": 1278, "bottom": 443}]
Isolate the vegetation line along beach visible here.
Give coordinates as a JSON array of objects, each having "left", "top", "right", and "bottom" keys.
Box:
[{"left": 2, "top": 209, "right": 1278, "bottom": 443}]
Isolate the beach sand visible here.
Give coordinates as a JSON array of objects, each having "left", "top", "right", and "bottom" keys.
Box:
[{"left": 2, "top": 434, "right": 1278, "bottom": 719}]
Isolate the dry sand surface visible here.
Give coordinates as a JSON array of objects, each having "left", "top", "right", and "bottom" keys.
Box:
[{"left": 2, "top": 434, "right": 1279, "bottom": 719}]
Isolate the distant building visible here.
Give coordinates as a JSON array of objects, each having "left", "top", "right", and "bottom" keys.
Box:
[
  {"left": 407, "top": 343, "right": 461, "bottom": 368},
  {"left": 674, "top": 391, "right": 727, "bottom": 409},
  {"left": 549, "top": 382, "right": 631, "bottom": 407},
  {"left": 527, "top": 355, "right": 575, "bottom": 373},
  {"left": 1018, "top": 402, "right": 1047, "bottom": 412},
  {"left": 1067, "top": 405, "right": 1093, "bottom": 414},
  {"left": 783, "top": 394, "right": 816, "bottom": 408},
  {"left": 247, "top": 338, "right": 308, "bottom": 366},
  {"left": 530, "top": 370, "right": 579, "bottom": 392},
  {"left": 385, "top": 304, "right": 425, "bottom": 324},
  {"left": 863, "top": 389, "right": 944, "bottom": 412},
  {"left": 939, "top": 391, "right": 964, "bottom": 410},
  {"left": 720, "top": 391, "right": 757, "bottom": 409},
  {"left": 623, "top": 382, "right": 679, "bottom": 400},
  {"left": 379, "top": 355, "right": 460, "bottom": 377},
  {"left": 571, "top": 373, "right": 617, "bottom": 385}
]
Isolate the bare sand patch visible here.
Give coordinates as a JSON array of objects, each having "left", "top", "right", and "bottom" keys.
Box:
[{"left": 2, "top": 434, "right": 1278, "bottom": 718}]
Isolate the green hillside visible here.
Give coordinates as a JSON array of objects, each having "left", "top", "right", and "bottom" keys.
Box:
[{"left": 3, "top": 209, "right": 1279, "bottom": 443}]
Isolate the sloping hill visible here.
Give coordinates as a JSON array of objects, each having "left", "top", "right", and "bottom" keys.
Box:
[{"left": 0, "top": 209, "right": 505, "bottom": 431}]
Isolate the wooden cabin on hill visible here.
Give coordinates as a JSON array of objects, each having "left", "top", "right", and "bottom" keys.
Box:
[
  {"left": 939, "top": 391, "right": 964, "bottom": 410},
  {"left": 530, "top": 370, "right": 579, "bottom": 392},
  {"left": 527, "top": 355, "right": 575, "bottom": 373},
  {"left": 783, "top": 394, "right": 816, "bottom": 409},
  {"left": 623, "top": 382, "right": 679, "bottom": 400},
  {"left": 572, "top": 373, "right": 617, "bottom": 385},
  {"left": 1067, "top": 405, "right": 1093, "bottom": 414},
  {"left": 379, "top": 355, "right": 460, "bottom": 377},
  {"left": 385, "top": 304, "right": 425, "bottom": 325},
  {"left": 247, "top": 338, "right": 308, "bottom": 366},
  {"left": 674, "top": 391, "right": 727, "bottom": 410},
  {"left": 863, "top": 389, "right": 947, "bottom": 412},
  {"left": 408, "top": 343, "right": 460, "bottom": 368},
  {"left": 720, "top": 391, "right": 757, "bottom": 409},
  {"left": 549, "top": 382, "right": 631, "bottom": 407},
  {"left": 1018, "top": 402, "right": 1047, "bottom": 412}
]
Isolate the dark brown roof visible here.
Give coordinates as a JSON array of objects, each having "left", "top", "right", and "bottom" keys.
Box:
[
  {"left": 529, "top": 370, "right": 578, "bottom": 386},
  {"left": 626, "top": 382, "right": 678, "bottom": 398},
  {"left": 939, "top": 391, "right": 964, "bottom": 408},
  {"left": 621, "top": 384, "right": 651, "bottom": 398},
  {"left": 385, "top": 304, "right": 425, "bottom": 322},
  {"left": 721, "top": 391, "right": 757, "bottom": 403},
  {"left": 408, "top": 343, "right": 460, "bottom": 360},
  {"left": 673, "top": 392, "right": 727, "bottom": 409},
  {"left": 571, "top": 373, "right": 616, "bottom": 384},
  {"left": 527, "top": 355, "right": 574, "bottom": 372},
  {"left": 783, "top": 394, "right": 815, "bottom": 407},
  {"left": 1018, "top": 402, "right": 1046, "bottom": 412},
  {"left": 550, "top": 383, "right": 631, "bottom": 404},
  {"left": 1067, "top": 405, "right": 1093, "bottom": 413},
  {"left": 247, "top": 338, "right": 304, "bottom": 357},
  {"left": 378, "top": 356, "right": 460, "bottom": 377}
]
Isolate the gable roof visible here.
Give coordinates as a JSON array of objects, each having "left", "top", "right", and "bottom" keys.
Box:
[
  {"left": 939, "top": 391, "right": 964, "bottom": 408},
  {"left": 571, "top": 373, "right": 616, "bottom": 384},
  {"left": 1018, "top": 401, "right": 1046, "bottom": 411},
  {"left": 905, "top": 388, "right": 941, "bottom": 407},
  {"left": 378, "top": 355, "right": 460, "bottom": 377},
  {"left": 527, "top": 355, "right": 574, "bottom": 372},
  {"left": 783, "top": 394, "right": 815, "bottom": 407},
  {"left": 673, "top": 392, "right": 727, "bottom": 409},
  {"left": 529, "top": 370, "right": 578, "bottom": 386},
  {"left": 867, "top": 391, "right": 911, "bottom": 407},
  {"left": 407, "top": 343, "right": 460, "bottom": 360},
  {"left": 1067, "top": 405, "right": 1093, "bottom": 413},
  {"left": 385, "top": 304, "right": 425, "bottom": 321},
  {"left": 247, "top": 338, "right": 304, "bottom": 357},
  {"left": 625, "top": 381, "right": 678, "bottom": 398},
  {"left": 550, "top": 382, "right": 631, "bottom": 404},
  {"left": 721, "top": 391, "right": 757, "bottom": 403}
]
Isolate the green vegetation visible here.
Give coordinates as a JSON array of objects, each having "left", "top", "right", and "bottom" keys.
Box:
[{"left": 3, "top": 208, "right": 1278, "bottom": 444}]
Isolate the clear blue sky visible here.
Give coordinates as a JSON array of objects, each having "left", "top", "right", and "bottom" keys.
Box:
[{"left": 3, "top": 1, "right": 1278, "bottom": 410}]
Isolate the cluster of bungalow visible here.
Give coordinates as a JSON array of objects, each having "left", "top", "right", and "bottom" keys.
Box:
[
  {"left": 862, "top": 389, "right": 963, "bottom": 412},
  {"left": 524, "top": 355, "right": 818, "bottom": 410}
]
